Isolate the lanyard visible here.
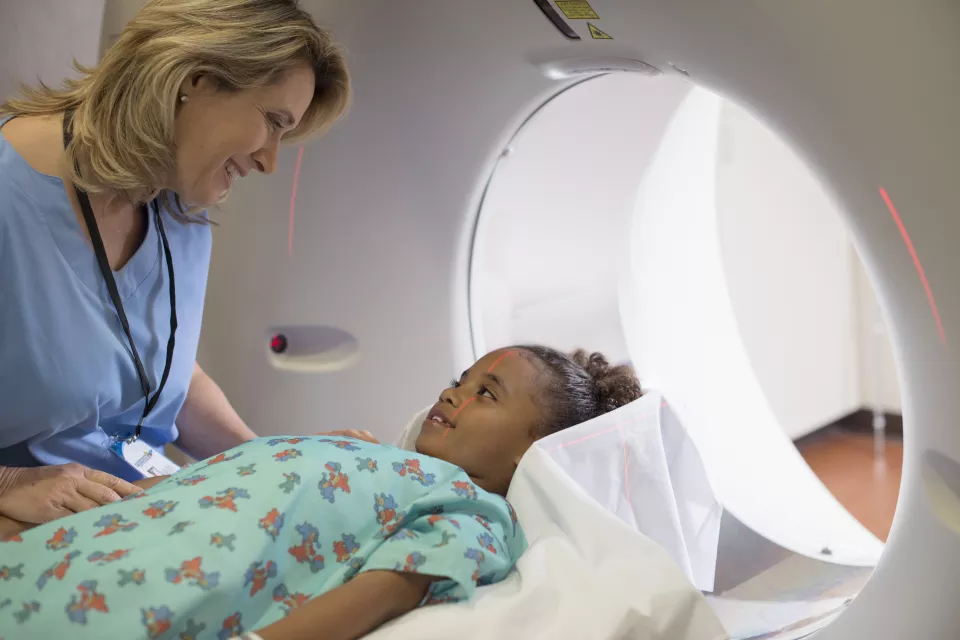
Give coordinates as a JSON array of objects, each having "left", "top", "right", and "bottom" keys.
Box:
[{"left": 62, "top": 110, "right": 178, "bottom": 442}]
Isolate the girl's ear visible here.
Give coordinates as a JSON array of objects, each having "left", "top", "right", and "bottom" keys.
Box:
[
  {"left": 514, "top": 446, "right": 531, "bottom": 467},
  {"left": 514, "top": 432, "right": 539, "bottom": 468}
]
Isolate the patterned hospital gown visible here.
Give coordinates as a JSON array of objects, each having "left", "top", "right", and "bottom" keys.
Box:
[{"left": 0, "top": 436, "right": 526, "bottom": 639}]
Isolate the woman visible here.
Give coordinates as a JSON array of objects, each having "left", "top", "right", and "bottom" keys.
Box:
[
  {"left": 0, "top": 346, "right": 642, "bottom": 640},
  {"left": 0, "top": 0, "right": 350, "bottom": 528}
]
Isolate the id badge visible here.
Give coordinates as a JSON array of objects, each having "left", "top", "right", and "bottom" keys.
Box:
[{"left": 110, "top": 437, "right": 181, "bottom": 478}]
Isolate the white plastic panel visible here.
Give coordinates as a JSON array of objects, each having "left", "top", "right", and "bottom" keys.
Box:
[{"left": 264, "top": 325, "right": 360, "bottom": 373}]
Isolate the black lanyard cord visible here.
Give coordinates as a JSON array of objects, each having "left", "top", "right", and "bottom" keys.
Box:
[{"left": 62, "top": 110, "right": 177, "bottom": 441}]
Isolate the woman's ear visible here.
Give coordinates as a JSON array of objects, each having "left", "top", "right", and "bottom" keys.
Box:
[
  {"left": 179, "top": 73, "right": 213, "bottom": 98},
  {"left": 178, "top": 74, "right": 196, "bottom": 97}
]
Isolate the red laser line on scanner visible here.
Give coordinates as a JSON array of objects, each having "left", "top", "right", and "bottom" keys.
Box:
[
  {"left": 288, "top": 147, "right": 305, "bottom": 258},
  {"left": 880, "top": 187, "right": 946, "bottom": 344},
  {"left": 443, "top": 351, "right": 522, "bottom": 439}
]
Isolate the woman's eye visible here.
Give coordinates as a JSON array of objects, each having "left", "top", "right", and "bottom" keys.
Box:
[
  {"left": 478, "top": 385, "right": 494, "bottom": 399},
  {"left": 449, "top": 379, "right": 461, "bottom": 389}
]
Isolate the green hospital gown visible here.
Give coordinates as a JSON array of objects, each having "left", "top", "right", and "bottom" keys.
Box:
[{"left": 0, "top": 436, "right": 526, "bottom": 639}]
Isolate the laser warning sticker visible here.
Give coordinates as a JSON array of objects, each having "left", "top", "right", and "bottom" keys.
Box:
[
  {"left": 588, "top": 23, "right": 613, "bottom": 39},
  {"left": 555, "top": 1, "right": 599, "bottom": 20}
]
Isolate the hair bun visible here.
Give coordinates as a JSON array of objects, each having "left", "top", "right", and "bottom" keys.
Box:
[{"left": 571, "top": 349, "right": 642, "bottom": 413}]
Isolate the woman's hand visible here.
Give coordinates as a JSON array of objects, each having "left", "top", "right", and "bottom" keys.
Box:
[
  {"left": 0, "top": 464, "right": 142, "bottom": 525},
  {"left": 314, "top": 429, "right": 380, "bottom": 444}
]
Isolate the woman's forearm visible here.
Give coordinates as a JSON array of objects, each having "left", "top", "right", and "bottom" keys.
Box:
[
  {"left": 254, "top": 570, "right": 434, "bottom": 640},
  {"left": 175, "top": 362, "right": 257, "bottom": 460}
]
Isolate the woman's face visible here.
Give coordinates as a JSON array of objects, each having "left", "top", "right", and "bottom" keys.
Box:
[
  {"left": 415, "top": 348, "right": 548, "bottom": 496},
  {"left": 171, "top": 63, "right": 315, "bottom": 207}
]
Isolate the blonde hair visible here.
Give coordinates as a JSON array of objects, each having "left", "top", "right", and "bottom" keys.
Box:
[{"left": 0, "top": 0, "right": 350, "bottom": 221}]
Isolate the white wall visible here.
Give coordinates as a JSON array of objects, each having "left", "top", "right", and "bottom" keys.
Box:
[
  {"left": 99, "top": 1, "right": 148, "bottom": 58},
  {"left": 0, "top": 0, "right": 105, "bottom": 101}
]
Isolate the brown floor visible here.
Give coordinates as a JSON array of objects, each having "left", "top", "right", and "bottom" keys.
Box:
[{"left": 797, "top": 429, "right": 903, "bottom": 541}]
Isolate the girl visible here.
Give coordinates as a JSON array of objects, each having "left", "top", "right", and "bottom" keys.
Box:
[{"left": 0, "top": 346, "right": 641, "bottom": 640}]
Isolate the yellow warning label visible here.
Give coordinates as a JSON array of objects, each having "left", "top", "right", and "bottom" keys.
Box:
[
  {"left": 555, "top": 1, "right": 599, "bottom": 20},
  {"left": 588, "top": 23, "right": 613, "bottom": 39}
]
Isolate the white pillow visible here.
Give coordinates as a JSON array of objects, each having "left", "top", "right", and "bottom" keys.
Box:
[{"left": 393, "top": 391, "right": 722, "bottom": 592}]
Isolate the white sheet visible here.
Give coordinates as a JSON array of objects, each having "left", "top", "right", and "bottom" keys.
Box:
[
  {"left": 366, "top": 447, "right": 727, "bottom": 639},
  {"left": 537, "top": 391, "right": 722, "bottom": 592}
]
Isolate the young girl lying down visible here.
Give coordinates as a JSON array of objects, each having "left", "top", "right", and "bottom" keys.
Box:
[{"left": 0, "top": 346, "right": 640, "bottom": 640}]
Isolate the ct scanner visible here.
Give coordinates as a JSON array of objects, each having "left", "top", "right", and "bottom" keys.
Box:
[{"left": 103, "top": 0, "right": 960, "bottom": 637}]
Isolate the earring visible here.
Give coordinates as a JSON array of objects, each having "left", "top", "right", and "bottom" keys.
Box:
[{"left": 179, "top": 95, "right": 189, "bottom": 104}]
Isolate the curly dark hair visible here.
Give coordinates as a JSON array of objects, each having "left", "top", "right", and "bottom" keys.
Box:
[{"left": 512, "top": 345, "right": 642, "bottom": 437}]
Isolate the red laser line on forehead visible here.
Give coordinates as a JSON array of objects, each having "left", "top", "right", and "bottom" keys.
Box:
[
  {"left": 441, "top": 352, "right": 516, "bottom": 439},
  {"left": 442, "top": 352, "right": 519, "bottom": 439},
  {"left": 487, "top": 350, "right": 522, "bottom": 373}
]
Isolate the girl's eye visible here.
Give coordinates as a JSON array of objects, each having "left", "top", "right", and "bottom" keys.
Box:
[
  {"left": 449, "top": 379, "right": 461, "bottom": 389},
  {"left": 477, "top": 385, "right": 494, "bottom": 399}
]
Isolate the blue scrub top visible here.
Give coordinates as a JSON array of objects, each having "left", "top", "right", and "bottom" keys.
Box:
[{"left": 0, "top": 116, "right": 212, "bottom": 481}]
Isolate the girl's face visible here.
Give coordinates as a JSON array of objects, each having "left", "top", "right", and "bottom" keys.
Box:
[
  {"left": 171, "top": 63, "right": 315, "bottom": 207},
  {"left": 415, "top": 348, "right": 547, "bottom": 495}
]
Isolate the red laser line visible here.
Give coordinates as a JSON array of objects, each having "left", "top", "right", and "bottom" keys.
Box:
[
  {"left": 451, "top": 396, "right": 476, "bottom": 420},
  {"left": 288, "top": 147, "right": 304, "bottom": 258},
  {"left": 444, "top": 396, "right": 477, "bottom": 439},
  {"left": 442, "top": 353, "right": 518, "bottom": 440},
  {"left": 880, "top": 186, "right": 946, "bottom": 344},
  {"left": 487, "top": 350, "right": 521, "bottom": 373},
  {"left": 548, "top": 423, "right": 626, "bottom": 450},
  {"left": 544, "top": 401, "right": 668, "bottom": 452}
]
